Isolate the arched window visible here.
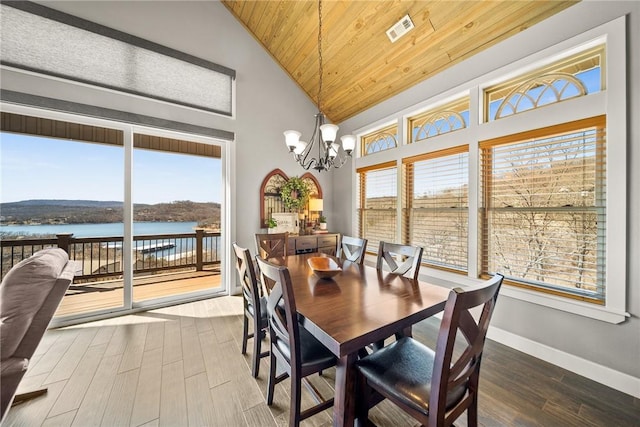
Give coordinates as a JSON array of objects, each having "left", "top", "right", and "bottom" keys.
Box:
[
  {"left": 495, "top": 73, "right": 586, "bottom": 119},
  {"left": 484, "top": 45, "right": 604, "bottom": 122},
  {"left": 362, "top": 124, "right": 398, "bottom": 155}
]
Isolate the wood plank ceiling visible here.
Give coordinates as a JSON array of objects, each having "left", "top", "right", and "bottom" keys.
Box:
[{"left": 221, "top": 0, "right": 578, "bottom": 124}]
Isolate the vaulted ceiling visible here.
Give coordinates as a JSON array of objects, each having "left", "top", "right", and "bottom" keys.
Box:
[{"left": 221, "top": 0, "right": 578, "bottom": 123}]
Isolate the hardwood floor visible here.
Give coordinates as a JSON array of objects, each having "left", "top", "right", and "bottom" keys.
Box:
[{"left": 4, "top": 296, "right": 638, "bottom": 427}]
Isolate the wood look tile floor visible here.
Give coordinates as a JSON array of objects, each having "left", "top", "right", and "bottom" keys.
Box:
[{"left": 4, "top": 296, "right": 639, "bottom": 427}]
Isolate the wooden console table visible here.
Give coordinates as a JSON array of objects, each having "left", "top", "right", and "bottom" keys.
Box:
[{"left": 287, "top": 233, "right": 339, "bottom": 256}]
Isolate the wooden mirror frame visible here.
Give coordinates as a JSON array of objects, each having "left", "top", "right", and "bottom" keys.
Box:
[{"left": 259, "top": 169, "right": 323, "bottom": 228}]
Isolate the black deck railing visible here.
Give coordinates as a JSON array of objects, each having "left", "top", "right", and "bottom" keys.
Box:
[{"left": 1, "top": 230, "right": 221, "bottom": 281}]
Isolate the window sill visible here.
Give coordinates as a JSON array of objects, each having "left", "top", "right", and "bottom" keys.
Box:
[
  {"left": 418, "top": 266, "right": 628, "bottom": 324},
  {"left": 498, "top": 285, "right": 629, "bottom": 324}
]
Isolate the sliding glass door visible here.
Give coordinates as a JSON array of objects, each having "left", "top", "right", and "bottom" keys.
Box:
[
  {"left": 131, "top": 132, "right": 224, "bottom": 305},
  {"left": 0, "top": 107, "right": 229, "bottom": 323},
  {"left": 0, "top": 122, "right": 126, "bottom": 317}
]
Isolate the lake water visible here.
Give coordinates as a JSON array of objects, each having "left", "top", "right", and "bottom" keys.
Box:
[{"left": 0, "top": 221, "right": 199, "bottom": 238}]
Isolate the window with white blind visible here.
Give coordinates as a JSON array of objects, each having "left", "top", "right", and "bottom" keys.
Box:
[
  {"left": 404, "top": 146, "right": 469, "bottom": 272},
  {"left": 480, "top": 116, "right": 606, "bottom": 302},
  {"left": 357, "top": 162, "right": 397, "bottom": 253}
]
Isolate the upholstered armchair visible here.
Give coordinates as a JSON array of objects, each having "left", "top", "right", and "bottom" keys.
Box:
[{"left": 1, "top": 248, "right": 75, "bottom": 421}]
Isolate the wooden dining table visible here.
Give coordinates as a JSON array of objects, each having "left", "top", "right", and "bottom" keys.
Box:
[{"left": 267, "top": 252, "right": 451, "bottom": 427}]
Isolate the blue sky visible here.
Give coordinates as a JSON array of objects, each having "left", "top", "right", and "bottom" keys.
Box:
[{"left": 1, "top": 133, "right": 221, "bottom": 204}]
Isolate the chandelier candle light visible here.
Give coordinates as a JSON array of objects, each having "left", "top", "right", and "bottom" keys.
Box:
[{"left": 284, "top": 0, "right": 356, "bottom": 172}]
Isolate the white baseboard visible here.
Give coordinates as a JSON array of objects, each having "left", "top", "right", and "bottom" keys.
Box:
[{"left": 487, "top": 326, "right": 640, "bottom": 399}]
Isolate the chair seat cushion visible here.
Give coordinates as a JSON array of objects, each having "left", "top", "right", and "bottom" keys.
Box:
[
  {"left": 356, "top": 337, "right": 467, "bottom": 417},
  {"left": 274, "top": 325, "right": 336, "bottom": 368}
]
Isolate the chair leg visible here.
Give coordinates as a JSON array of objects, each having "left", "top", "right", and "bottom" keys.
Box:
[
  {"left": 266, "top": 349, "right": 277, "bottom": 405},
  {"left": 251, "top": 323, "right": 262, "bottom": 378},
  {"left": 241, "top": 314, "right": 249, "bottom": 355},
  {"left": 290, "top": 375, "right": 302, "bottom": 427},
  {"left": 355, "top": 373, "right": 370, "bottom": 426},
  {"left": 467, "top": 392, "right": 479, "bottom": 427}
]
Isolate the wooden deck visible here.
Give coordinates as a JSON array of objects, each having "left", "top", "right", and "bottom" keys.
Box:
[{"left": 56, "top": 270, "right": 222, "bottom": 318}]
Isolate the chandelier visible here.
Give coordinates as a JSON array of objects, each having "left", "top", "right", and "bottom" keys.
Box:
[{"left": 284, "top": 0, "right": 356, "bottom": 172}]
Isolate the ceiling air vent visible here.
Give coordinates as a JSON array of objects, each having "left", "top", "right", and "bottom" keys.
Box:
[{"left": 386, "top": 14, "right": 414, "bottom": 43}]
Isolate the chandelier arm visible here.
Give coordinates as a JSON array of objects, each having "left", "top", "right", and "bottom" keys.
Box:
[
  {"left": 328, "top": 148, "right": 351, "bottom": 169},
  {"left": 298, "top": 113, "right": 321, "bottom": 167},
  {"left": 292, "top": 151, "right": 318, "bottom": 170}
]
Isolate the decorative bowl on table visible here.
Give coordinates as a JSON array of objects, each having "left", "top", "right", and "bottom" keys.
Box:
[{"left": 307, "top": 256, "right": 342, "bottom": 279}]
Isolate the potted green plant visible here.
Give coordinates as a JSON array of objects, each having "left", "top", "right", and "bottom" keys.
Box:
[
  {"left": 280, "top": 177, "right": 310, "bottom": 212},
  {"left": 267, "top": 217, "right": 278, "bottom": 233},
  {"left": 318, "top": 215, "right": 327, "bottom": 230}
]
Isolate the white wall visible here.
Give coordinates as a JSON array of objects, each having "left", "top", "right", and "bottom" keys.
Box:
[
  {"left": 0, "top": 1, "right": 332, "bottom": 288},
  {"left": 333, "top": 0, "right": 640, "bottom": 395}
]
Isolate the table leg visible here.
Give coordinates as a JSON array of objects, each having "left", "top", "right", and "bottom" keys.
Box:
[{"left": 333, "top": 352, "right": 358, "bottom": 427}]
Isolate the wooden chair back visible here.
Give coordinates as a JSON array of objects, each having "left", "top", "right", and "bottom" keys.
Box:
[
  {"left": 232, "top": 242, "right": 262, "bottom": 309},
  {"left": 255, "top": 256, "right": 336, "bottom": 426},
  {"left": 255, "top": 232, "right": 288, "bottom": 259},
  {"left": 232, "top": 242, "right": 269, "bottom": 377},
  {"left": 255, "top": 257, "right": 300, "bottom": 369},
  {"left": 338, "top": 235, "right": 368, "bottom": 265},
  {"left": 376, "top": 241, "right": 423, "bottom": 280},
  {"left": 430, "top": 274, "right": 504, "bottom": 426}
]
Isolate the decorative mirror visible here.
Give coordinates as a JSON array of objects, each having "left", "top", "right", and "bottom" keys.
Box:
[{"left": 259, "top": 169, "right": 322, "bottom": 228}]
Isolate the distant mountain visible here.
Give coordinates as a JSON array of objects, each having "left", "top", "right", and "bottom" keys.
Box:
[
  {"left": 2, "top": 199, "right": 125, "bottom": 208},
  {"left": 0, "top": 199, "right": 220, "bottom": 225}
]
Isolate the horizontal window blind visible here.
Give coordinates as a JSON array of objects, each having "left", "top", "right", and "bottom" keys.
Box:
[
  {"left": 404, "top": 146, "right": 468, "bottom": 272},
  {"left": 357, "top": 164, "right": 397, "bottom": 253},
  {"left": 481, "top": 116, "right": 606, "bottom": 302}
]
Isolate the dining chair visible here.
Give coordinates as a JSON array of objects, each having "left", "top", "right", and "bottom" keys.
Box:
[
  {"left": 255, "top": 232, "right": 289, "bottom": 259},
  {"left": 355, "top": 274, "right": 504, "bottom": 427},
  {"left": 372, "top": 241, "right": 424, "bottom": 349},
  {"left": 376, "top": 241, "right": 423, "bottom": 281},
  {"left": 232, "top": 243, "right": 269, "bottom": 378},
  {"left": 337, "top": 235, "right": 368, "bottom": 265},
  {"left": 255, "top": 256, "right": 336, "bottom": 427}
]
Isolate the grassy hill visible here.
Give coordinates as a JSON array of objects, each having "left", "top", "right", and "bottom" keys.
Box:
[{"left": 0, "top": 199, "right": 220, "bottom": 225}]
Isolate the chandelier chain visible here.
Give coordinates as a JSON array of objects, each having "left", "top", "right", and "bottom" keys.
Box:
[
  {"left": 317, "top": 0, "right": 323, "bottom": 112},
  {"left": 282, "top": 0, "right": 354, "bottom": 172}
]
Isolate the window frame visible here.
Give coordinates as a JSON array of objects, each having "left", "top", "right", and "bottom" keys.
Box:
[
  {"left": 351, "top": 17, "right": 627, "bottom": 323},
  {"left": 356, "top": 161, "right": 398, "bottom": 254},
  {"left": 403, "top": 145, "right": 470, "bottom": 273},
  {"left": 360, "top": 123, "right": 399, "bottom": 157},
  {"left": 480, "top": 116, "right": 606, "bottom": 303},
  {"left": 0, "top": 100, "right": 234, "bottom": 328}
]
